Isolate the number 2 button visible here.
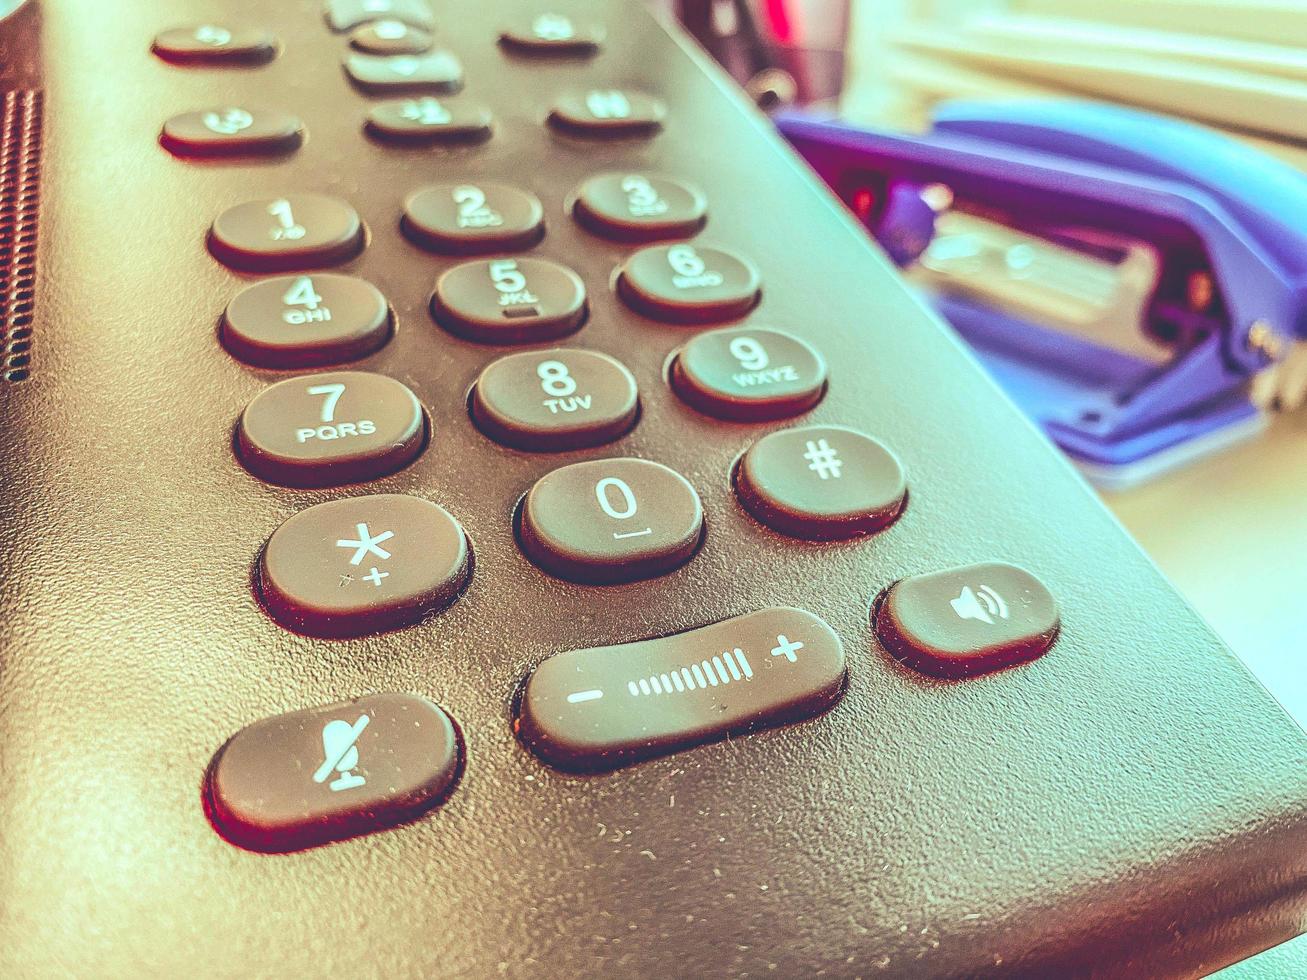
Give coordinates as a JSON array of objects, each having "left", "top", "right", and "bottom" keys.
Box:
[
  {"left": 518, "top": 458, "right": 703, "bottom": 584},
  {"left": 238, "top": 371, "right": 427, "bottom": 487}
]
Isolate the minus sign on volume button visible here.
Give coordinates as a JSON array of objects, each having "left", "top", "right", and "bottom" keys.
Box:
[{"left": 515, "top": 606, "right": 846, "bottom": 772}]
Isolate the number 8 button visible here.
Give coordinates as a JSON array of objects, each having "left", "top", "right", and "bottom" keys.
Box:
[
  {"left": 472, "top": 348, "right": 639, "bottom": 451},
  {"left": 238, "top": 371, "right": 427, "bottom": 487},
  {"left": 518, "top": 458, "right": 703, "bottom": 583}
]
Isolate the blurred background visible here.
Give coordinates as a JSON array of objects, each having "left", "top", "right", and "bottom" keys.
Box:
[{"left": 669, "top": 0, "right": 1307, "bottom": 730}]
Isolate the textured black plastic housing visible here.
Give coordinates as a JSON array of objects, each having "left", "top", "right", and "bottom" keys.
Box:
[{"left": 1, "top": 1, "right": 1305, "bottom": 977}]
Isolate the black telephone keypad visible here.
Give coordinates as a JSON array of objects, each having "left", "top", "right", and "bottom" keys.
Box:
[
  {"left": 670, "top": 327, "right": 827, "bottom": 421},
  {"left": 471, "top": 348, "right": 639, "bottom": 451},
  {"left": 349, "top": 19, "right": 434, "bottom": 55},
  {"left": 161, "top": 108, "right": 303, "bottom": 157},
  {"left": 618, "top": 242, "right": 762, "bottom": 323},
  {"left": 548, "top": 90, "right": 666, "bottom": 137},
  {"left": 875, "top": 563, "right": 1060, "bottom": 678},
  {"left": 499, "top": 14, "right": 603, "bottom": 56},
  {"left": 518, "top": 458, "right": 703, "bottom": 583},
  {"left": 222, "top": 274, "right": 392, "bottom": 368},
  {"left": 325, "top": 0, "right": 435, "bottom": 33},
  {"left": 735, "top": 425, "right": 907, "bottom": 539},
  {"left": 365, "top": 97, "right": 493, "bottom": 143},
  {"left": 431, "top": 257, "right": 587, "bottom": 344},
  {"left": 516, "top": 607, "right": 846, "bottom": 772},
  {"left": 343, "top": 51, "right": 464, "bottom": 94},
  {"left": 402, "top": 182, "right": 545, "bottom": 255},
  {"left": 572, "top": 172, "right": 707, "bottom": 242},
  {"left": 157, "top": 3, "right": 1066, "bottom": 823},
  {"left": 152, "top": 25, "right": 278, "bottom": 65},
  {"left": 258, "top": 494, "right": 470, "bottom": 637},
  {"left": 237, "top": 371, "right": 427, "bottom": 487},
  {"left": 209, "top": 194, "right": 365, "bottom": 272},
  {"left": 208, "top": 693, "right": 461, "bottom": 851}
]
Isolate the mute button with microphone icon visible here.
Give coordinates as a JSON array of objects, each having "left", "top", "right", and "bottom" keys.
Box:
[
  {"left": 874, "top": 562, "right": 1060, "bottom": 679},
  {"left": 206, "top": 693, "right": 462, "bottom": 852}
]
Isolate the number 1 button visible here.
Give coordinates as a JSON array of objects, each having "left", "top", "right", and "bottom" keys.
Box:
[
  {"left": 238, "top": 371, "right": 426, "bottom": 487},
  {"left": 518, "top": 458, "right": 703, "bottom": 584}
]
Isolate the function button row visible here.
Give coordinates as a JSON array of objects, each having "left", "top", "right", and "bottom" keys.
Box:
[
  {"left": 518, "top": 458, "right": 704, "bottom": 585},
  {"left": 349, "top": 19, "right": 433, "bottom": 55},
  {"left": 618, "top": 243, "right": 761, "bottom": 323},
  {"left": 366, "top": 97, "right": 492, "bottom": 144},
  {"left": 325, "top": 0, "right": 435, "bottom": 33},
  {"left": 403, "top": 183, "right": 544, "bottom": 255},
  {"left": 209, "top": 194, "right": 364, "bottom": 272},
  {"left": 259, "top": 494, "right": 470, "bottom": 638},
  {"left": 471, "top": 348, "right": 639, "bottom": 452},
  {"left": 237, "top": 371, "right": 426, "bottom": 488},
  {"left": 431, "top": 257, "right": 586, "bottom": 344},
  {"left": 153, "top": 25, "right": 277, "bottom": 65},
  {"left": 344, "top": 51, "right": 463, "bottom": 93},
  {"left": 671, "top": 327, "right": 827, "bottom": 421},
  {"left": 574, "top": 173, "right": 707, "bottom": 243},
  {"left": 161, "top": 108, "right": 303, "bottom": 158},
  {"left": 208, "top": 693, "right": 461, "bottom": 852},
  {"left": 735, "top": 425, "right": 907, "bottom": 540},
  {"left": 222, "top": 274, "right": 391, "bottom": 369},
  {"left": 548, "top": 90, "right": 666, "bottom": 137},
  {"left": 876, "top": 562, "right": 1061, "bottom": 679},
  {"left": 516, "top": 607, "right": 846, "bottom": 772},
  {"left": 499, "top": 14, "right": 603, "bottom": 56}
]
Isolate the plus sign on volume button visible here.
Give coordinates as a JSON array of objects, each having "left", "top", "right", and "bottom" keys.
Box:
[
  {"left": 259, "top": 494, "right": 471, "bottom": 638},
  {"left": 516, "top": 607, "right": 846, "bottom": 772}
]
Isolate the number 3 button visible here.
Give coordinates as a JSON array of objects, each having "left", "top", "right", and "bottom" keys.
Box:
[
  {"left": 238, "top": 371, "right": 427, "bottom": 487},
  {"left": 518, "top": 458, "right": 703, "bottom": 584},
  {"left": 472, "top": 349, "right": 639, "bottom": 451}
]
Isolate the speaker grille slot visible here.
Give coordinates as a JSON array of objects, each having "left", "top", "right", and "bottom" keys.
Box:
[{"left": 0, "top": 90, "right": 41, "bottom": 384}]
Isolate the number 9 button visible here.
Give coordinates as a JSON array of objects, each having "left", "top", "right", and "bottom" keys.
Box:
[
  {"left": 472, "top": 349, "right": 639, "bottom": 451},
  {"left": 518, "top": 458, "right": 703, "bottom": 584},
  {"left": 238, "top": 371, "right": 427, "bottom": 487},
  {"left": 671, "top": 327, "right": 826, "bottom": 421}
]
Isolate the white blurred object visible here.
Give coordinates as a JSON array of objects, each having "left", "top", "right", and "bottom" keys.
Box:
[{"left": 1252, "top": 341, "right": 1307, "bottom": 412}]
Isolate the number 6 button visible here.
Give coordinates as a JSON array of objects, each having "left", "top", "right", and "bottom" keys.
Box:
[
  {"left": 518, "top": 458, "right": 703, "bottom": 583},
  {"left": 238, "top": 371, "right": 427, "bottom": 487}
]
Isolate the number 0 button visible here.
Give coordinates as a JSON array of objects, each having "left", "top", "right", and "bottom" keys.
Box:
[
  {"left": 431, "top": 257, "right": 586, "bottom": 344},
  {"left": 735, "top": 425, "right": 906, "bottom": 540},
  {"left": 618, "top": 243, "right": 760, "bottom": 324},
  {"left": 258, "top": 495, "right": 471, "bottom": 638},
  {"left": 210, "top": 194, "right": 365, "bottom": 272},
  {"left": 238, "top": 371, "right": 426, "bottom": 487},
  {"left": 472, "top": 348, "right": 638, "bottom": 451},
  {"left": 518, "top": 458, "right": 703, "bottom": 584}
]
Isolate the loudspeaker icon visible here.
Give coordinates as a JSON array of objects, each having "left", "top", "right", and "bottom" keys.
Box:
[{"left": 950, "top": 585, "right": 1009, "bottom": 626}]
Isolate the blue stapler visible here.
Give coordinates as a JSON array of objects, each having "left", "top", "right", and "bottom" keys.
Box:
[{"left": 777, "top": 101, "right": 1307, "bottom": 488}]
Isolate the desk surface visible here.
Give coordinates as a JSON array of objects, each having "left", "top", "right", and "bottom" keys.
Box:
[{"left": 1105, "top": 412, "right": 1307, "bottom": 728}]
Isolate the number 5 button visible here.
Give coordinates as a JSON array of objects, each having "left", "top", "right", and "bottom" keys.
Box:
[
  {"left": 238, "top": 371, "right": 427, "bottom": 487},
  {"left": 518, "top": 459, "right": 703, "bottom": 583}
]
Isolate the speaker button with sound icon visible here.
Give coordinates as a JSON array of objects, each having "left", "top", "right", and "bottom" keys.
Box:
[
  {"left": 873, "top": 562, "right": 1060, "bottom": 679},
  {"left": 206, "top": 694, "right": 462, "bottom": 852}
]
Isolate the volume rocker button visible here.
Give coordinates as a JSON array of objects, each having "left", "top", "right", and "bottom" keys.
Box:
[{"left": 516, "top": 607, "right": 846, "bottom": 772}]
